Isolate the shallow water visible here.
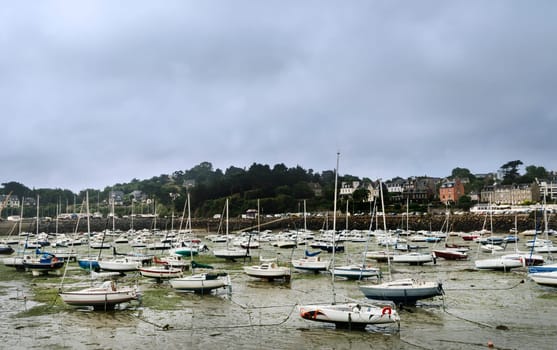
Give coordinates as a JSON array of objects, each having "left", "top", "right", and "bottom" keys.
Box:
[{"left": 1, "top": 239, "right": 557, "bottom": 350}]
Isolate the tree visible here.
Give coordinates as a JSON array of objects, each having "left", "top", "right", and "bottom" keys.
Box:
[
  {"left": 520, "top": 165, "right": 548, "bottom": 183},
  {"left": 451, "top": 167, "right": 474, "bottom": 180},
  {"left": 500, "top": 160, "right": 523, "bottom": 184}
]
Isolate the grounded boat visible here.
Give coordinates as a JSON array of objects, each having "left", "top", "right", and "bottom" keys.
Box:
[
  {"left": 98, "top": 257, "right": 141, "bottom": 273},
  {"left": 392, "top": 252, "right": 434, "bottom": 265},
  {"left": 298, "top": 303, "right": 400, "bottom": 329},
  {"left": 0, "top": 243, "right": 14, "bottom": 255},
  {"left": 330, "top": 264, "right": 381, "bottom": 280},
  {"left": 365, "top": 250, "right": 395, "bottom": 262},
  {"left": 243, "top": 258, "right": 291, "bottom": 281},
  {"left": 2, "top": 255, "right": 26, "bottom": 270},
  {"left": 22, "top": 251, "right": 65, "bottom": 276},
  {"left": 502, "top": 252, "right": 544, "bottom": 267},
  {"left": 153, "top": 255, "right": 190, "bottom": 269},
  {"left": 432, "top": 248, "right": 468, "bottom": 260},
  {"left": 77, "top": 256, "right": 101, "bottom": 271},
  {"left": 169, "top": 272, "right": 230, "bottom": 294},
  {"left": 59, "top": 280, "right": 140, "bottom": 310},
  {"left": 474, "top": 256, "right": 523, "bottom": 271},
  {"left": 529, "top": 271, "right": 557, "bottom": 286},
  {"left": 359, "top": 278, "right": 444, "bottom": 306},
  {"left": 213, "top": 199, "right": 252, "bottom": 261},
  {"left": 139, "top": 265, "right": 184, "bottom": 280},
  {"left": 298, "top": 154, "right": 399, "bottom": 331},
  {"left": 291, "top": 250, "right": 330, "bottom": 272},
  {"left": 528, "top": 263, "right": 557, "bottom": 274}
]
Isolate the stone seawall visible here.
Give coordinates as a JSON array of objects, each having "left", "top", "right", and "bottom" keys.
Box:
[{"left": 0, "top": 212, "right": 552, "bottom": 236}]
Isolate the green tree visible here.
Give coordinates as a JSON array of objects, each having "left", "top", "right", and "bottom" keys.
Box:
[
  {"left": 520, "top": 165, "right": 548, "bottom": 183},
  {"left": 500, "top": 160, "right": 523, "bottom": 184}
]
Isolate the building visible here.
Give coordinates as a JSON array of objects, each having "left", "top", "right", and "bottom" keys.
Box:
[
  {"left": 539, "top": 180, "right": 557, "bottom": 201},
  {"left": 340, "top": 181, "right": 360, "bottom": 196},
  {"left": 403, "top": 176, "right": 439, "bottom": 203},
  {"left": 480, "top": 183, "right": 540, "bottom": 205},
  {"left": 439, "top": 178, "right": 465, "bottom": 204},
  {"left": 109, "top": 190, "right": 125, "bottom": 205}
]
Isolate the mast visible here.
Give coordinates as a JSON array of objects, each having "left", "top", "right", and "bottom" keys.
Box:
[
  {"left": 331, "top": 152, "right": 340, "bottom": 303},
  {"left": 379, "top": 180, "right": 392, "bottom": 281},
  {"left": 36, "top": 194, "right": 40, "bottom": 237},
  {"left": 257, "top": 198, "right": 261, "bottom": 233},
  {"left": 226, "top": 198, "right": 230, "bottom": 250}
]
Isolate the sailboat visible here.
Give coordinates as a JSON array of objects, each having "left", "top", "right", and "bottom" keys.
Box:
[
  {"left": 169, "top": 193, "right": 231, "bottom": 294},
  {"left": 213, "top": 198, "right": 251, "bottom": 260},
  {"left": 359, "top": 180, "right": 444, "bottom": 306},
  {"left": 140, "top": 195, "right": 189, "bottom": 281},
  {"left": 432, "top": 204, "right": 469, "bottom": 260},
  {"left": 298, "top": 153, "right": 400, "bottom": 329},
  {"left": 292, "top": 200, "right": 331, "bottom": 272},
  {"left": 22, "top": 195, "right": 65, "bottom": 276},
  {"left": 474, "top": 197, "right": 522, "bottom": 271},
  {"left": 243, "top": 256, "right": 291, "bottom": 281},
  {"left": 59, "top": 192, "right": 140, "bottom": 310},
  {"left": 529, "top": 270, "right": 557, "bottom": 286},
  {"left": 2, "top": 201, "right": 27, "bottom": 270},
  {"left": 331, "top": 199, "right": 381, "bottom": 280}
]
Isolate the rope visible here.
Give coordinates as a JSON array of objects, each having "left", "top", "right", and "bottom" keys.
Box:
[
  {"left": 132, "top": 302, "right": 298, "bottom": 331},
  {"left": 443, "top": 279, "right": 524, "bottom": 291}
]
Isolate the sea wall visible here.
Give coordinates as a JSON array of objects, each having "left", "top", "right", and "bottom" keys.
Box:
[{"left": 0, "top": 212, "right": 552, "bottom": 236}]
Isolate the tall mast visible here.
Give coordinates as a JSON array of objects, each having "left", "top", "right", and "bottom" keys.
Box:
[{"left": 331, "top": 152, "right": 340, "bottom": 303}]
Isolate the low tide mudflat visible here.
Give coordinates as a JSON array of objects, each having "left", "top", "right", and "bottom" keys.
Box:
[{"left": 1, "top": 236, "right": 557, "bottom": 350}]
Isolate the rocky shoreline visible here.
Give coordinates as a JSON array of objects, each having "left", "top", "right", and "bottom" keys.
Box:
[{"left": 0, "top": 212, "right": 553, "bottom": 236}]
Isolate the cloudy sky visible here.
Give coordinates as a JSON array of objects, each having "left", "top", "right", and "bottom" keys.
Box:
[{"left": 1, "top": 1, "right": 556, "bottom": 193}]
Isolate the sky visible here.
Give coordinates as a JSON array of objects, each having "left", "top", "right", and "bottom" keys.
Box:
[{"left": 1, "top": 1, "right": 556, "bottom": 193}]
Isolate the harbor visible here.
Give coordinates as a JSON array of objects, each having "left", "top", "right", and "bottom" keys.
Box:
[{"left": 1, "top": 227, "right": 556, "bottom": 350}]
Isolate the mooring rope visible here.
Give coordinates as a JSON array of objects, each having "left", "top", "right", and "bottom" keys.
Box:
[
  {"left": 132, "top": 302, "right": 299, "bottom": 331},
  {"left": 442, "top": 279, "right": 525, "bottom": 291}
]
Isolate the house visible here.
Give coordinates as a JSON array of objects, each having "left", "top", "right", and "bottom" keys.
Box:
[
  {"left": 480, "top": 183, "right": 540, "bottom": 205},
  {"left": 0, "top": 194, "right": 20, "bottom": 208},
  {"left": 109, "top": 190, "right": 125, "bottom": 205},
  {"left": 439, "top": 178, "right": 465, "bottom": 204},
  {"left": 340, "top": 181, "right": 360, "bottom": 196},
  {"left": 402, "top": 176, "right": 438, "bottom": 203}
]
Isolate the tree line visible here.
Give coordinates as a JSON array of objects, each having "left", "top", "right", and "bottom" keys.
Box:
[{"left": 1, "top": 160, "right": 553, "bottom": 219}]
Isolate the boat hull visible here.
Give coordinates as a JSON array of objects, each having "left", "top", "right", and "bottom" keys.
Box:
[
  {"left": 359, "top": 279, "right": 444, "bottom": 305},
  {"left": 213, "top": 249, "right": 251, "bottom": 260},
  {"left": 170, "top": 273, "right": 229, "bottom": 293},
  {"left": 59, "top": 283, "right": 138, "bottom": 310},
  {"left": 432, "top": 249, "right": 468, "bottom": 260},
  {"left": 243, "top": 265, "right": 290, "bottom": 280},
  {"left": 298, "top": 303, "right": 400, "bottom": 328},
  {"left": 331, "top": 266, "right": 381, "bottom": 280},
  {"left": 474, "top": 258, "right": 523, "bottom": 271},
  {"left": 291, "top": 257, "right": 330, "bottom": 272},
  {"left": 139, "top": 266, "right": 183, "bottom": 279},
  {"left": 529, "top": 271, "right": 557, "bottom": 286}
]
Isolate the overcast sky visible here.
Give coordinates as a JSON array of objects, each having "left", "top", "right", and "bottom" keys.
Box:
[{"left": 1, "top": 1, "right": 556, "bottom": 193}]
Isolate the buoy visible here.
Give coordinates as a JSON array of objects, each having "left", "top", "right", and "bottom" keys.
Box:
[{"left": 487, "top": 340, "right": 494, "bottom": 348}]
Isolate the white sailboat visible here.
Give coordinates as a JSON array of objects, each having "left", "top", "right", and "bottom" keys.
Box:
[
  {"left": 243, "top": 256, "right": 291, "bottom": 281},
  {"left": 213, "top": 198, "right": 251, "bottom": 260},
  {"left": 170, "top": 193, "right": 231, "bottom": 294},
  {"left": 359, "top": 181, "right": 444, "bottom": 306},
  {"left": 59, "top": 192, "right": 140, "bottom": 310},
  {"left": 292, "top": 200, "right": 331, "bottom": 272},
  {"left": 474, "top": 197, "right": 522, "bottom": 271},
  {"left": 299, "top": 153, "right": 400, "bottom": 329},
  {"left": 529, "top": 270, "right": 557, "bottom": 286},
  {"left": 332, "top": 200, "right": 381, "bottom": 280}
]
